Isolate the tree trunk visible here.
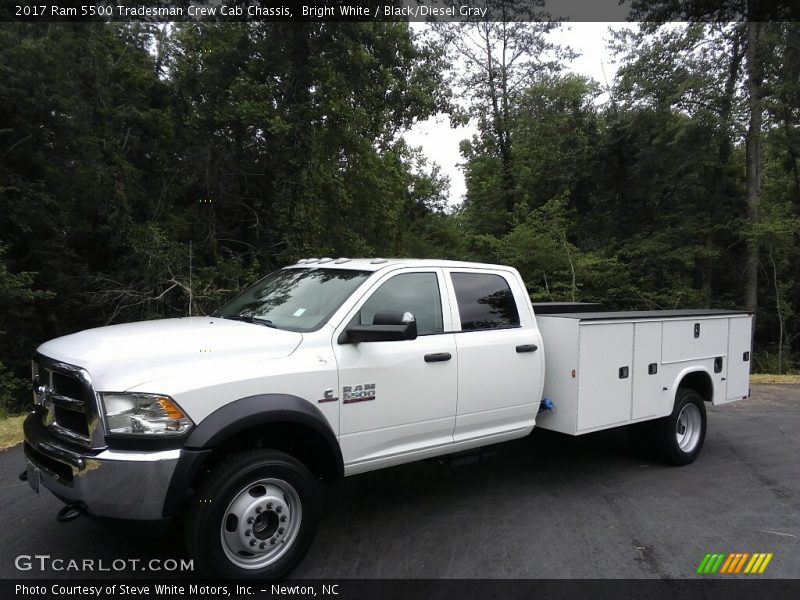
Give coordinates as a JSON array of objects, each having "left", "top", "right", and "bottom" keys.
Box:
[
  {"left": 769, "top": 248, "right": 784, "bottom": 374},
  {"left": 743, "top": 20, "right": 762, "bottom": 315},
  {"left": 484, "top": 28, "right": 514, "bottom": 216},
  {"left": 719, "top": 27, "right": 743, "bottom": 161},
  {"left": 499, "top": 21, "right": 514, "bottom": 214},
  {"left": 790, "top": 147, "right": 800, "bottom": 208}
]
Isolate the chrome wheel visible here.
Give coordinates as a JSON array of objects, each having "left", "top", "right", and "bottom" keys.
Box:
[
  {"left": 675, "top": 402, "right": 702, "bottom": 453},
  {"left": 220, "top": 478, "right": 303, "bottom": 569}
]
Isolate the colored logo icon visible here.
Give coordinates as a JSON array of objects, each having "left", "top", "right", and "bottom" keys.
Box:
[{"left": 697, "top": 552, "right": 773, "bottom": 574}]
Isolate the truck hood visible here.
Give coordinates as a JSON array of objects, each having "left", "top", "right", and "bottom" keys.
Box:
[{"left": 36, "top": 317, "right": 302, "bottom": 391}]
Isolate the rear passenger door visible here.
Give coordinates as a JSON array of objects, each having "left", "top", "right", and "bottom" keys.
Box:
[{"left": 445, "top": 269, "right": 544, "bottom": 442}]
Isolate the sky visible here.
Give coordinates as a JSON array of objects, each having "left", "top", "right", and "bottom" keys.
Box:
[{"left": 403, "top": 22, "right": 631, "bottom": 207}]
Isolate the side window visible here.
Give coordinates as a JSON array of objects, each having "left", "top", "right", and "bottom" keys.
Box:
[
  {"left": 358, "top": 273, "right": 444, "bottom": 336},
  {"left": 451, "top": 272, "right": 520, "bottom": 331}
]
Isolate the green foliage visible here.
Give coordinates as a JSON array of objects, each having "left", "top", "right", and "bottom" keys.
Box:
[
  {"left": 0, "top": 361, "right": 27, "bottom": 416},
  {"left": 0, "top": 245, "right": 50, "bottom": 310},
  {"left": 0, "top": 22, "right": 452, "bottom": 411},
  {"left": 0, "top": 245, "right": 52, "bottom": 412},
  {"left": 491, "top": 195, "right": 628, "bottom": 303}
]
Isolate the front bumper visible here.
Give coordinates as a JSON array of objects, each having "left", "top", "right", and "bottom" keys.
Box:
[{"left": 23, "top": 412, "right": 180, "bottom": 521}]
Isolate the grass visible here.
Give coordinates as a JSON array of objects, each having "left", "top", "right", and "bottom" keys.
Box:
[
  {"left": 750, "top": 373, "right": 800, "bottom": 384},
  {"left": 0, "top": 372, "right": 795, "bottom": 450},
  {"left": 0, "top": 414, "right": 26, "bottom": 450}
]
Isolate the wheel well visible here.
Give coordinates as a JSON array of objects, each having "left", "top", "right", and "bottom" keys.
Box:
[
  {"left": 198, "top": 422, "right": 341, "bottom": 485},
  {"left": 678, "top": 371, "right": 713, "bottom": 403}
]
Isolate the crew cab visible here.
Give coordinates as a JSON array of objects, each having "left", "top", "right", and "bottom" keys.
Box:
[{"left": 22, "top": 259, "right": 752, "bottom": 578}]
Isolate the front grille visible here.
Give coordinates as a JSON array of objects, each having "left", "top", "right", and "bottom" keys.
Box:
[
  {"left": 52, "top": 372, "right": 84, "bottom": 400},
  {"left": 53, "top": 405, "right": 90, "bottom": 437},
  {"left": 32, "top": 355, "right": 101, "bottom": 448}
]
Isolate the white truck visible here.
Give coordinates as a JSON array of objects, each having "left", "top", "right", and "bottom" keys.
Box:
[{"left": 22, "top": 259, "right": 752, "bottom": 578}]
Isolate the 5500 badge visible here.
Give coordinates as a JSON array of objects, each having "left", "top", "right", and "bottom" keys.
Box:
[{"left": 343, "top": 383, "right": 376, "bottom": 404}]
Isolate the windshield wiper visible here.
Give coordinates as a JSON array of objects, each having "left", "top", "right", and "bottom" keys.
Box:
[{"left": 220, "top": 315, "right": 278, "bottom": 328}]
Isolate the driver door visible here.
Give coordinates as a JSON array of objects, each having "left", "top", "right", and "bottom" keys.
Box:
[{"left": 333, "top": 269, "right": 458, "bottom": 473}]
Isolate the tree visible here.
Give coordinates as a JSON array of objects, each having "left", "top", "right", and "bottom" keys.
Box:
[
  {"left": 165, "top": 22, "right": 451, "bottom": 262},
  {"left": 613, "top": 9, "right": 800, "bottom": 364},
  {"left": 0, "top": 245, "right": 52, "bottom": 412},
  {"left": 0, "top": 21, "right": 455, "bottom": 410},
  {"left": 436, "top": 1, "right": 565, "bottom": 224},
  {"left": 623, "top": 2, "right": 788, "bottom": 319},
  {"left": 744, "top": 19, "right": 764, "bottom": 315}
]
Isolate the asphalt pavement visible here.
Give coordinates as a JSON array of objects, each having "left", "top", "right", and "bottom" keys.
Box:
[{"left": 1, "top": 384, "right": 797, "bottom": 579}]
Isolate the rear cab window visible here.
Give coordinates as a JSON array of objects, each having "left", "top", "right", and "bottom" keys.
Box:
[{"left": 450, "top": 272, "right": 520, "bottom": 331}]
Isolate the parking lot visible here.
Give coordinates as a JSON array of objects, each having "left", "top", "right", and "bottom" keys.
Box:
[{"left": 1, "top": 384, "right": 797, "bottom": 579}]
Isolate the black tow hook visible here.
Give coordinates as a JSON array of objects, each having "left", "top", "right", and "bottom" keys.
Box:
[
  {"left": 56, "top": 502, "right": 85, "bottom": 523},
  {"left": 18, "top": 470, "right": 28, "bottom": 482}
]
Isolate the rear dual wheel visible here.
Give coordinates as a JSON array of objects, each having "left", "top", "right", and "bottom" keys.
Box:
[{"left": 629, "top": 388, "right": 707, "bottom": 465}]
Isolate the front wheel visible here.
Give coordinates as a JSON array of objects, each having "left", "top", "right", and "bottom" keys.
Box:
[
  {"left": 184, "top": 449, "right": 320, "bottom": 579},
  {"left": 654, "top": 388, "right": 707, "bottom": 465}
]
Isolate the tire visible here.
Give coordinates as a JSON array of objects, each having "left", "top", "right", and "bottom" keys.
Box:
[
  {"left": 653, "top": 388, "right": 707, "bottom": 466},
  {"left": 184, "top": 449, "right": 320, "bottom": 579}
]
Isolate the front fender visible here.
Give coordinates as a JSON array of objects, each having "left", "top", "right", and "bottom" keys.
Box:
[
  {"left": 162, "top": 394, "right": 343, "bottom": 518},
  {"left": 185, "top": 393, "right": 342, "bottom": 469}
]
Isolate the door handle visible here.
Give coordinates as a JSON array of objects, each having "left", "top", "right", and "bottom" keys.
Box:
[
  {"left": 516, "top": 344, "right": 538, "bottom": 353},
  {"left": 424, "top": 352, "right": 452, "bottom": 363}
]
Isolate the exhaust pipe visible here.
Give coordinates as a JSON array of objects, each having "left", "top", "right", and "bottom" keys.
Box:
[
  {"left": 56, "top": 502, "right": 85, "bottom": 523},
  {"left": 18, "top": 470, "right": 28, "bottom": 482}
]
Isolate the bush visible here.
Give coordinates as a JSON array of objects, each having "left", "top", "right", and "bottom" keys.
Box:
[
  {"left": 753, "top": 350, "right": 800, "bottom": 376},
  {"left": 0, "top": 361, "right": 28, "bottom": 417}
]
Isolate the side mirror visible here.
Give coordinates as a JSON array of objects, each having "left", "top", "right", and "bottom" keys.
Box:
[{"left": 341, "top": 311, "right": 417, "bottom": 343}]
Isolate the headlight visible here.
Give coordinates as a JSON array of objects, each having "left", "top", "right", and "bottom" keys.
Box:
[{"left": 100, "top": 393, "right": 193, "bottom": 435}]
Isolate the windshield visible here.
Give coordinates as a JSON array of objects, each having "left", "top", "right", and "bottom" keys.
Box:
[{"left": 215, "top": 268, "right": 371, "bottom": 332}]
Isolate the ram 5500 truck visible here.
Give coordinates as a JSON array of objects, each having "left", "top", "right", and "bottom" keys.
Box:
[{"left": 22, "top": 259, "right": 752, "bottom": 578}]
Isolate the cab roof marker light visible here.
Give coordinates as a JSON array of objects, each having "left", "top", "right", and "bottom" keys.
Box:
[
  {"left": 318, "top": 257, "right": 334, "bottom": 264},
  {"left": 334, "top": 257, "right": 351, "bottom": 264},
  {"left": 370, "top": 258, "right": 388, "bottom": 264}
]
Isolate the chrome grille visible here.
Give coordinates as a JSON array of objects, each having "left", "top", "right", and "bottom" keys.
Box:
[{"left": 31, "top": 354, "right": 104, "bottom": 449}]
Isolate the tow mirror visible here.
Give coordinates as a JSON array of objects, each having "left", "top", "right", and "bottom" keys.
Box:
[{"left": 341, "top": 311, "right": 417, "bottom": 343}]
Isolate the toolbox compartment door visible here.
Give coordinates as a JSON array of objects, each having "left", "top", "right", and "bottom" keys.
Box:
[
  {"left": 632, "top": 321, "right": 665, "bottom": 420},
  {"left": 661, "top": 318, "right": 729, "bottom": 363},
  {"left": 723, "top": 316, "right": 752, "bottom": 403},
  {"left": 577, "top": 322, "right": 633, "bottom": 431}
]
